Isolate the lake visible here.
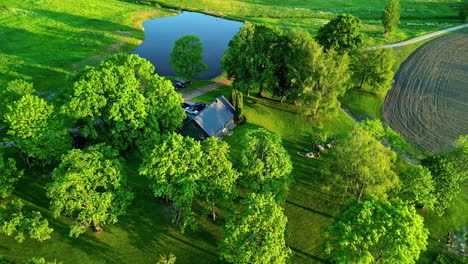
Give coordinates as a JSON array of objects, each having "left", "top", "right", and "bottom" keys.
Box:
[{"left": 132, "top": 11, "right": 243, "bottom": 80}]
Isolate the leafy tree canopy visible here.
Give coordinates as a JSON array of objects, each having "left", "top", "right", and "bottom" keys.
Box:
[
  {"left": 139, "top": 133, "right": 202, "bottom": 232},
  {"left": 46, "top": 144, "right": 133, "bottom": 237},
  {"left": 0, "top": 200, "right": 53, "bottom": 243},
  {"left": 324, "top": 197, "right": 429, "bottom": 264},
  {"left": 170, "top": 35, "right": 208, "bottom": 82},
  {"left": 0, "top": 151, "right": 23, "bottom": 199},
  {"left": 351, "top": 48, "right": 396, "bottom": 94},
  {"left": 240, "top": 129, "right": 292, "bottom": 200},
  {"left": 383, "top": 0, "right": 401, "bottom": 34},
  {"left": 220, "top": 193, "right": 292, "bottom": 264},
  {"left": 397, "top": 165, "right": 436, "bottom": 209},
  {"left": 327, "top": 125, "right": 399, "bottom": 201},
  {"left": 222, "top": 22, "right": 283, "bottom": 96},
  {"left": 316, "top": 14, "right": 364, "bottom": 54},
  {"left": 66, "top": 54, "right": 184, "bottom": 151},
  {"left": 198, "top": 137, "right": 239, "bottom": 220}
]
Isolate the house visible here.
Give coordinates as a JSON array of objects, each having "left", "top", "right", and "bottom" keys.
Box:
[{"left": 180, "top": 96, "right": 236, "bottom": 140}]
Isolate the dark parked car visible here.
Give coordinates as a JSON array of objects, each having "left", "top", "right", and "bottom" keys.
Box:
[
  {"left": 171, "top": 80, "right": 185, "bottom": 89},
  {"left": 192, "top": 102, "right": 207, "bottom": 111},
  {"left": 181, "top": 103, "right": 191, "bottom": 108}
]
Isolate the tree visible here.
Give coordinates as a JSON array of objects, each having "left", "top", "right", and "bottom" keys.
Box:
[
  {"left": 461, "top": 0, "right": 468, "bottom": 22},
  {"left": 231, "top": 89, "right": 245, "bottom": 122},
  {"left": 170, "top": 35, "right": 208, "bottom": 83},
  {"left": 0, "top": 79, "right": 35, "bottom": 118},
  {"left": 46, "top": 144, "right": 133, "bottom": 237},
  {"left": 139, "top": 133, "right": 202, "bottom": 232},
  {"left": 383, "top": 0, "right": 401, "bottom": 34},
  {"left": 0, "top": 200, "right": 53, "bottom": 243},
  {"left": 360, "top": 119, "right": 386, "bottom": 139},
  {"left": 351, "top": 48, "right": 395, "bottom": 94},
  {"left": 300, "top": 49, "right": 351, "bottom": 117},
  {"left": 240, "top": 129, "right": 292, "bottom": 200},
  {"left": 156, "top": 253, "right": 176, "bottom": 264},
  {"left": 220, "top": 193, "right": 292, "bottom": 264},
  {"left": 0, "top": 151, "right": 23, "bottom": 199},
  {"left": 422, "top": 153, "right": 465, "bottom": 216},
  {"left": 324, "top": 197, "right": 428, "bottom": 264},
  {"left": 199, "top": 137, "right": 238, "bottom": 221},
  {"left": 310, "top": 126, "right": 328, "bottom": 146},
  {"left": 66, "top": 54, "right": 184, "bottom": 151},
  {"left": 276, "top": 29, "right": 322, "bottom": 103},
  {"left": 397, "top": 165, "right": 436, "bottom": 209},
  {"left": 4, "top": 94, "right": 70, "bottom": 166},
  {"left": 327, "top": 125, "right": 399, "bottom": 201},
  {"left": 222, "top": 22, "right": 283, "bottom": 96},
  {"left": 316, "top": 14, "right": 363, "bottom": 54}
]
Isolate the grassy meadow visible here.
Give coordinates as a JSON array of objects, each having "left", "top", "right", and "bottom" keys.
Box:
[
  {"left": 0, "top": 0, "right": 174, "bottom": 93},
  {"left": 124, "top": 0, "right": 464, "bottom": 44}
]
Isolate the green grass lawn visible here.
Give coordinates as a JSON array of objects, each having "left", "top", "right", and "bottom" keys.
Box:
[
  {"left": 0, "top": 0, "right": 174, "bottom": 93},
  {"left": 123, "top": 0, "right": 464, "bottom": 44}
]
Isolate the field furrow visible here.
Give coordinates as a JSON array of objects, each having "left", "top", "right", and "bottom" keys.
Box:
[{"left": 384, "top": 30, "right": 468, "bottom": 153}]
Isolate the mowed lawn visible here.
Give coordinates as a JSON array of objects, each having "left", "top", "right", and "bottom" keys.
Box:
[
  {"left": 126, "top": 0, "right": 464, "bottom": 44},
  {"left": 0, "top": 0, "right": 174, "bottom": 92}
]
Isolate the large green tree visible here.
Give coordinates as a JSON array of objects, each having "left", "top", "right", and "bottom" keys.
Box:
[
  {"left": 4, "top": 94, "right": 70, "bottom": 166},
  {"left": 222, "top": 22, "right": 283, "bottom": 96},
  {"left": 220, "top": 193, "right": 292, "bottom": 264},
  {"left": 422, "top": 153, "right": 465, "bottom": 215},
  {"left": 170, "top": 35, "right": 208, "bottom": 83},
  {"left": 316, "top": 14, "right": 363, "bottom": 54},
  {"left": 324, "top": 197, "right": 428, "bottom": 264},
  {"left": 0, "top": 200, "right": 53, "bottom": 243},
  {"left": 139, "top": 133, "right": 201, "bottom": 232},
  {"left": 66, "top": 54, "right": 184, "bottom": 151},
  {"left": 351, "top": 48, "right": 396, "bottom": 95},
  {"left": 240, "top": 129, "right": 292, "bottom": 200},
  {"left": 198, "top": 137, "right": 238, "bottom": 221},
  {"left": 0, "top": 80, "right": 35, "bottom": 119},
  {"left": 0, "top": 151, "right": 23, "bottom": 199},
  {"left": 383, "top": 0, "right": 401, "bottom": 34},
  {"left": 397, "top": 165, "right": 436, "bottom": 209},
  {"left": 46, "top": 144, "right": 133, "bottom": 237},
  {"left": 327, "top": 125, "right": 399, "bottom": 201}
]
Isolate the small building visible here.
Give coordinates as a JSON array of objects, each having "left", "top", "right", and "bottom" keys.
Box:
[{"left": 180, "top": 96, "right": 235, "bottom": 140}]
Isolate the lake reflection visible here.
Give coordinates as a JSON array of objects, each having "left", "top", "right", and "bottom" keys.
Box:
[{"left": 132, "top": 11, "right": 242, "bottom": 79}]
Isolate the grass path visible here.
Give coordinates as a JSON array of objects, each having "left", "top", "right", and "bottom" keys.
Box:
[
  {"left": 369, "top": 23, "right": 468, "bottom": 49},
  {"left": 181, "top": 79, "right": 232, "bottom": 100}
]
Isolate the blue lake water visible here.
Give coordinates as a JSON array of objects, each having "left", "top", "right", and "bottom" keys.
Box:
[{"left": 132, "top": 11, "right": 243, "bottom": 80}]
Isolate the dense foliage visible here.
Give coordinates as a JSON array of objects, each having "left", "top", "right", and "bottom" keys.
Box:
[
  {"left": 0, "top": 200, "right": 53, "bottom": 243},
  {"left": 316, "top": 14, "right": 363, "bottom": 54},
  {"left": 383, "top": 0, "right": 401, "bottom": 34},
  {"left": 240, "top": 129, "right": 292, "bottom": 200},
  {"left": 351, "top": 48, "right": 396, "bottom": 94},
  {"left": 327, "top": 125, "right": 399, "bottom": 201},
  {"left": 324, "top": 197, "right": 428, "bottom": 264},
  {"left": 398, "top": 165, "right": 436, "bottom": 208},
  {"left": 220, "top": 193, "right": 291, "bottom": 264},
  {"left": 170, "top": 35, "right": 208, "bottom": 82},
  {"left": 47, "top": 144, "right": 133, "bottom": 237},
  {"left": 66, "top": 54, "right": 185, "bottom": 151},
  {"left": 0, "top": 151, "right": 22, "bottom": 199}
]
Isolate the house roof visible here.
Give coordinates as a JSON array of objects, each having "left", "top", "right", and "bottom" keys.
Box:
[{"left": 192, "top": 96, "right": 235, "bottom": 137}]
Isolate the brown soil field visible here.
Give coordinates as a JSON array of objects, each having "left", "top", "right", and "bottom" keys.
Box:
[{"left": 383, "top": 30, "right": 468, "bottom": 153}]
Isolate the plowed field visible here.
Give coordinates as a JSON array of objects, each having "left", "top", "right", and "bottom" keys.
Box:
[{"left": 384, "top": 30, "right": 468, "bottom": 153}]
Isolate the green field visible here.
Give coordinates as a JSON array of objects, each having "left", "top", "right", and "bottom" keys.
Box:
[
  {"left": 123, "top": 0, "right": 464, "bottom": 44},
  {"left": 0, "top": 0, "right": 174, "bottom": 93}
]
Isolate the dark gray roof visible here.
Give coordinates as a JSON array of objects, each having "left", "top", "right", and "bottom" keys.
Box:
[{"left": 192, "top": 96, "right": 235, "bottom": 137}]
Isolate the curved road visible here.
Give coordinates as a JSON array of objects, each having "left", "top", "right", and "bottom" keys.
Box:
[{"left": 369, "top": 23, "right": 468, "bottom": 50}]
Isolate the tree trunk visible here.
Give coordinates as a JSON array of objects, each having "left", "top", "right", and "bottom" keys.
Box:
[
  {"left": 280, "top": 96, "right": 284, "bottom": 103},
  {"left": 165, "top": 195, "right": 169, "bottom": 203},
  {"left": 357, "top": 184, "right": 366, "bottom": 202},
  {"left": 92, "top": 220, "right": 101, "bottom": 232},
  {"left": 359, "top": 74, "right": 366, "bottom": 89},
  {"left": 24, "top": 153, "right": 31, "bottom": 169},
  {"left": 211, "top": 206, "right": 216, "bottom": 221},
  {"left": 175, "top": 207, "right": 183, "bottom": 225},
  {"left": 258, "top": 86, "right": 265, "bottom": 97}
]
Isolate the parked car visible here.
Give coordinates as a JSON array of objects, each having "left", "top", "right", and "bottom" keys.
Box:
[
  {"left": 171, "top": 80, "right": 185, "bottom": 89},
  {"left": 181, "top": 103, "right": 191, "bottom": 108},
  {"left": 185, "top": 107, "right": 198, "bottom": 115}
]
